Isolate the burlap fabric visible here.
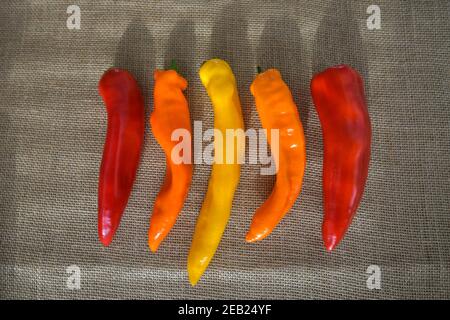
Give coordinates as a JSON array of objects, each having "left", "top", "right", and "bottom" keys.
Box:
[{"left": 1, "top": 0, "right": 449, "bottom": 299}]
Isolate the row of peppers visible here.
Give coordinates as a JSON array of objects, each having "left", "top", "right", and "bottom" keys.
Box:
[{"left": 97, "top": 59, "right": 371, "bottom": 286}]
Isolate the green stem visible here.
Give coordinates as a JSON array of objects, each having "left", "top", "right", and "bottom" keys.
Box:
[
  {"left": 168, "top": 59, "right": 178, "bottom": 73},
  {"left": 257, "top": 66, "right": 262, "bottom": 74}
]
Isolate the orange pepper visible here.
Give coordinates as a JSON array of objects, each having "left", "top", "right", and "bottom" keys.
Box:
[
  {"left": 246, "top": 68, "right": 306, "bottom": 242},
  {"left": 148, "top": 62, "right": 193, "bottom": 252}
]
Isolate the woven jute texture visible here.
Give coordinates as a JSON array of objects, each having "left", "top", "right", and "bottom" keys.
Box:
[{"left": 1, "top": 0, "right": 449, "bottom": 299}]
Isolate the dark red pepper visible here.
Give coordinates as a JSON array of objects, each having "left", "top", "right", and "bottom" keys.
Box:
[
  {"left": 311, "top": 65, "right": 371, "bottom": 251},
  {"left": 97, "top": 68, "right": 145, "bottom": 246}
]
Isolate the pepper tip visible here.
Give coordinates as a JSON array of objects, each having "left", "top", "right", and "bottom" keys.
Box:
[
  {"left": 245, "top": 229, "right": 267, "bottom": 243},
  {"left": 188, "top": 271, "right": 201, "bottom": 287},
  {"left": 99, "top": 235, "right": 113, "bottom": 247},
  {"left": 323, "top": 234, "right": 339, "bottom": 251},
  {"left": 245, "top": 233, "right": 256, "bottom": 243},
  {"left": 148, "top": 232, "right": 163, "bottom": 253},
  {"left": 98, "top": 225, "right": 115, "bottom": 247},
  {"left": 148, "top": 241, "right": 159, "bottom": 253}
]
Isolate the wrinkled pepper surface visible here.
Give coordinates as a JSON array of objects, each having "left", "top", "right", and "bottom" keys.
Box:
[
  {"left": 246, "top": 68, "right": 306, "bottom": 242},
  {"left": 188, "top": 59, "right": 244, "bottom": 286},
  {"left": 98, "top": 68, "right": 145, "bottom": 246},
  {"left": 148, "top": 62, "right": 193, "bottom": 252},
  {"left": 311, "top": 65, "right": 371, "bottom": 251}
]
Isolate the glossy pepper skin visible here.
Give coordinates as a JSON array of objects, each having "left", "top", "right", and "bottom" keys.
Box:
[
  {"left": 97, "top": 68, "right": 145, "bottom": 246},
  {"left": 246, "top": 68, "right": 306, "bottom": 242},
  {"left": 188, "top": 59, "right": 244, "bottom": 286},
  {"left": 311, "top": 65, "right": 371, "bottom": 251},
  {"left": 148, "top": 63, "right": 193, "bottom": 252}
]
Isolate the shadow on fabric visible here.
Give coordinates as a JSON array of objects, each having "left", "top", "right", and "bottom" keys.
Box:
[
  {"left": 0, "top": 112, "right": 17, "bottom": 295},
  {"left": 0, "top": 0, "right": 30, "bottom": 296},
  {"left": 209, "top": 0, "right": 255, "bottom": 125},
  {"left": 114, "top": 17, "right": 155, "bottom": 117},
  {"left": 313, "top": 1, "right": 368, "bottom": 80},
  {"left": 164, "top": 19, "right": 198, "bottom": 131},
  {"left": 257, "top": 16, "right": 311, "bottom": 132}
]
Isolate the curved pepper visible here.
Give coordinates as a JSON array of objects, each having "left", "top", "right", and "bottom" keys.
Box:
[
  {"left": 246, "top": 68, "right": 306, "bottom": 242},
  {"left": 188, "top": 59, "right": 244, "bottom": 286},
  {"left": 97, "top": 68, "right": 145, "bottom": 246},
  {"left": 311, "top": 65, "right": 371, "bottom": 251},
  {"left": 148, "top": 62, "right": 193, "bottom": 252}
]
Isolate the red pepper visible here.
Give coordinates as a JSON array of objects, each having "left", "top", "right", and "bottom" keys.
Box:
[
  {"left": 97, "top": 68, "right": 145, "bottom": 246},
  {"left": 311, "top": 65, "right": 371, "bottom": 251}
]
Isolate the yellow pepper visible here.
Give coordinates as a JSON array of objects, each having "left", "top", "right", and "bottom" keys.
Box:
[{"left": 188, "top": 59, "right": 245, "bottom": 286}]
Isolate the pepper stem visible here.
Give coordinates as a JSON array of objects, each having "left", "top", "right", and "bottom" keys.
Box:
[
  {"left": 257, "top": 66, "right": 262, "bottom": 74},
  {"left": 168, "top": 59, "right": 178, "bottom": 73}
]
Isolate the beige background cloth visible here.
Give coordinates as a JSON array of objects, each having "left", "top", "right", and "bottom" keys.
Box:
[{"left": 0, "top": 0, "right": 449, "bottom": 299}]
